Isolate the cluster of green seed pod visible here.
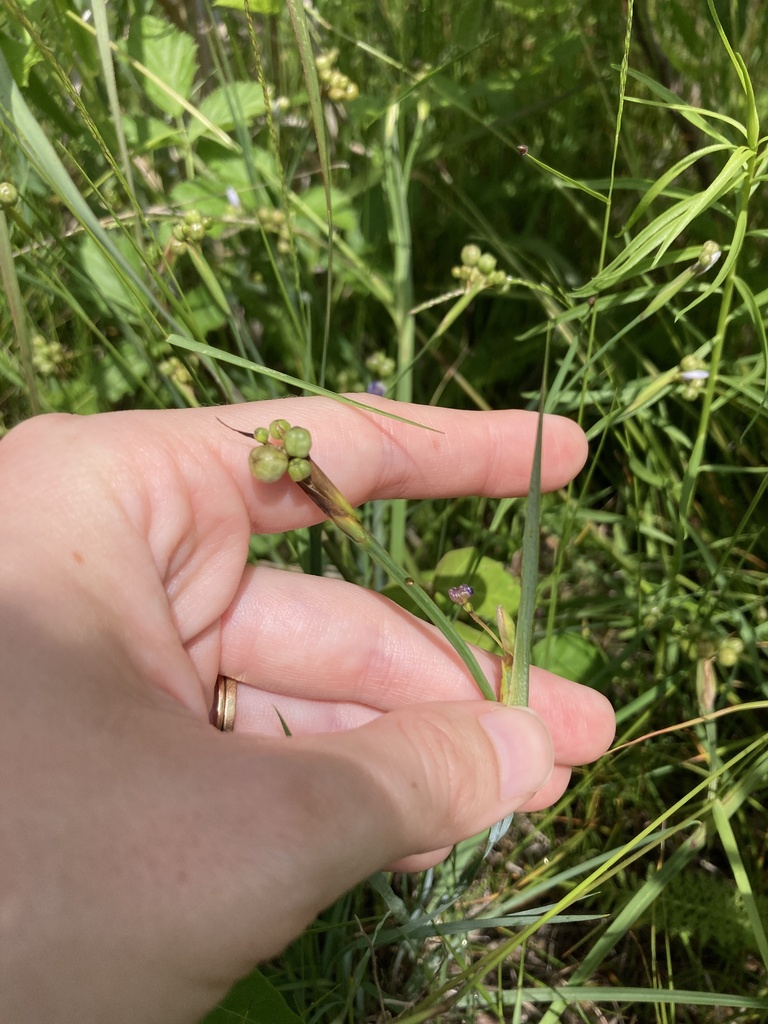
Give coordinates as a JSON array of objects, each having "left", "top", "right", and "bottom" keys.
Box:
[
  {"left": 248, "top": 419, "right": 313, "bottom": 484},
  {"left": 257, "top": 206, "right": 291, "bottom": 254},
  {"left": 451, "top": 244, "right": 506, "bottom": 289},
  {"left": 0, "top": 181, "right": 18, "bottom": 207},
  {"left": 170, "top": 209, "right": 214, "bottom": 254},
  {"left": 680, "top": 621, "right": 745, "bottom": 668},
  {"left": 158, "top": 356, "right": 196, "bottom": 404},
  {"left": 365, "top": 350, "right": 396, "bottom": 380},
  {"left": 716, "top": 636, "right": 744, "bottom": 668},
  {"left": 31, "top": 334, "right": 67, "bottom": 376},
  {"left": 316, "top": 49, "right": 359, "bottom": 102}
]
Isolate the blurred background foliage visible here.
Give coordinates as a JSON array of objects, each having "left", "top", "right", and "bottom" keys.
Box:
[{"left": 1, "top": 0, "right": 767, "bottom": 1020}]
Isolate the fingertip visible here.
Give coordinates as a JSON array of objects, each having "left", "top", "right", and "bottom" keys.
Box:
[{"left": 544, "top": 413, "right": 589, "bottom": 479}]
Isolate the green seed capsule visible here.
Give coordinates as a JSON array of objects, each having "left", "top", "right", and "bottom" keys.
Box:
[
  {"left": 184, "top": 208, "right": 202, "bottom": 224},
  {"left": 268, "top": 418, "right": 290, "bottom": 440},
  {"left": 283, "top": 426, "right": 312, "bottom": 458},
  {"left": 461, "top": 243, "right": 481, "bottom": 268},
  {"left": 287, "top": 458, "right": 311, "bottom": 482},
  {"left": 477, "top": 252, "right": 497, "bottom": 275},
  {"left": 254, "top": 427, "right": 270, "bottom": 444},
  {"left": 249, "top": 445, "right": 289, "bottom": 483},
  {"left": 185, "top": 221, "right": 206, "bottom": 242},
  {"left": 0, "top": 182, "right": 19, "bottom": 206}
]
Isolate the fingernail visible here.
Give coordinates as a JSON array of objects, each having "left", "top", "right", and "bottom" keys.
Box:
[{"left": 480, "top": 706, "right": 553, "bottom": 803}]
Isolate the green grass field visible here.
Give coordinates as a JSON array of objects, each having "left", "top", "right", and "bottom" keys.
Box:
[{"left": 1, "top": 0, "right": 767, "bottom": 1020}]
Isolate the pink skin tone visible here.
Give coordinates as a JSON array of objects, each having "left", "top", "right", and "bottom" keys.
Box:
[{"left": 0, "top": 398, "right": 614, "bottom": 1024}]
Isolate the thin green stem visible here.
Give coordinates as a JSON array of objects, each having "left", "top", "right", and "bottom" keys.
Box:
[
  {"left": 297, "top": 457, "right": 495, "bottom": 701},
  {"left": 383, "top": 102, "right": 420, "bottom": 566},
  {"left": 0, "top": 207, "right": 39, "bottom": 414}
]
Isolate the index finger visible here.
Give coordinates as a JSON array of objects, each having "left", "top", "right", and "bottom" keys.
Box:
[{"left": 211, "top": 395, "right": 588, "bottom": 534}]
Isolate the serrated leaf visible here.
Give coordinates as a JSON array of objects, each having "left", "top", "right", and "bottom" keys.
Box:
[{"left": 126, "top": 15, "right": 198, "bottom": 116}]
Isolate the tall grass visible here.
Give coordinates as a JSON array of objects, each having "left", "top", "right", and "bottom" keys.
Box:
[{"left": 1, "top": 0, "right": 766, "bottom": 1020}]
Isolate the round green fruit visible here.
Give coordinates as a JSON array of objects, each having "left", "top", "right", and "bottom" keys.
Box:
[
  {"left": 249, "top": 445, "right": 289, "bottom": 483},
  {"left": 283, "top": 426, "right": 312, "bottom": 458}
]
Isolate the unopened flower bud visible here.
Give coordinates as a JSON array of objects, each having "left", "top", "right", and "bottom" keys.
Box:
[{"left": 448, "top": 584, "right": 475, "bottom": 607}]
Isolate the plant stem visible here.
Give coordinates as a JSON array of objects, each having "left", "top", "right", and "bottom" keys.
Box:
[{"left": 297, "top": 456, "right": 496, "bottom": 701}]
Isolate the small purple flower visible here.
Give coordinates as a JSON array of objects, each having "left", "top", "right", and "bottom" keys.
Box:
[
  {"left": 448, "top": 584, "right": 474, "bottom": 607},
  {"left": 367, "top": 380, "right": 386, "bottom": 396},
  {"left": 679, "top": 369, "right": 709, "bottom": 382},
  {"left": 226, "top": 186, "right": 241, "bottom": 209}
]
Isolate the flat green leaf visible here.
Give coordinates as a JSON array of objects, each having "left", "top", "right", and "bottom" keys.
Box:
[
  {"left": 532, "top": 633, "right": 602, "bottom": 684},
  {"left": 200, "top": 968, "right": 304, "bottom": 1023},
  {"left": 125, "top": 14, "right": 198, "bottom": 117},
  {"left": 433, "top": 548, "right": 521, "bottom": 622},
  {"left": 189, "top": 81, "right": 267, "bottom": 139},
  {"left": 0, "top": 30, "right": 42, "bottom": 87},
  {"left": 78, "top": 234, "right": 146, "bottom": 320}
]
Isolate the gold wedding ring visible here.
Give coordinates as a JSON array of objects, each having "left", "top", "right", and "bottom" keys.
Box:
[{"left": 213, "top": 675, "right": 237, "bottom": 732}]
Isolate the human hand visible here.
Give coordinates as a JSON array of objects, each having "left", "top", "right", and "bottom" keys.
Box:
[{"left": 0, "top": 398, "right": 614, "bottom": 1024}]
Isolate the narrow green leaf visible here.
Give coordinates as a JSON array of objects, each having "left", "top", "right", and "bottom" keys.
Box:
[
  {"left": 505, "top": 336, "right": 549, "bottom": 707},
  {"left": 91, "top": 0, "right": 136, "bottom": 200},
  {"left": 622, "top": 143, "right": 730, "bottom": 233},
  {"left": 623, "top": 65, "right": 739, "bottom": 144},
  {"left": 573, "top": 146, "right": 750, "bottom": 295},
  {"left": 283, "top": 0, "right": 334, "bottom": 378},
  {"left": 711, "top": 798, "right": 768, "bottom": 973}
]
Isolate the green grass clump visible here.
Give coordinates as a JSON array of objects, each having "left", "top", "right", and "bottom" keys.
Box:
[{"left": 1, "top": 0, "right": 767, "bottom": 1020}]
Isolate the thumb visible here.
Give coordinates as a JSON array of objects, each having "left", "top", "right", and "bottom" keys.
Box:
[{"left": 227, "top": 701, "right": 553, "bottom": 961}]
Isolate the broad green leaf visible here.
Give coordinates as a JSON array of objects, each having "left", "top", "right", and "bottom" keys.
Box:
[
  {"left": 0, "top": 30, "right": 41, "bottom": 87},
  {"left": 126, "top": 15, "right": 198, "bottom": 117},
  {"left": 532, "top": 633, "right": 602, "bottom": 684},
  {"left": 78, "top": 233, "right": 146, "bottom": 320},
  {"left": 433, "top": 548, "right": 521, "bottom": 622},
  {"left": 200, "top": 968, "right": 304, "bottom": 1023},
  {"left": 121, "top": 114, "right": 181, "bottom": 153},
  {"left": 189, "top": 81, "right": 267, "bottom": 139}
]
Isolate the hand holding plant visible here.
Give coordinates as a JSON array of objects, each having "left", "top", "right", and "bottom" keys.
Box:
[{"left": 0, "top": 398, "right": 613, "bottom": 1024}]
